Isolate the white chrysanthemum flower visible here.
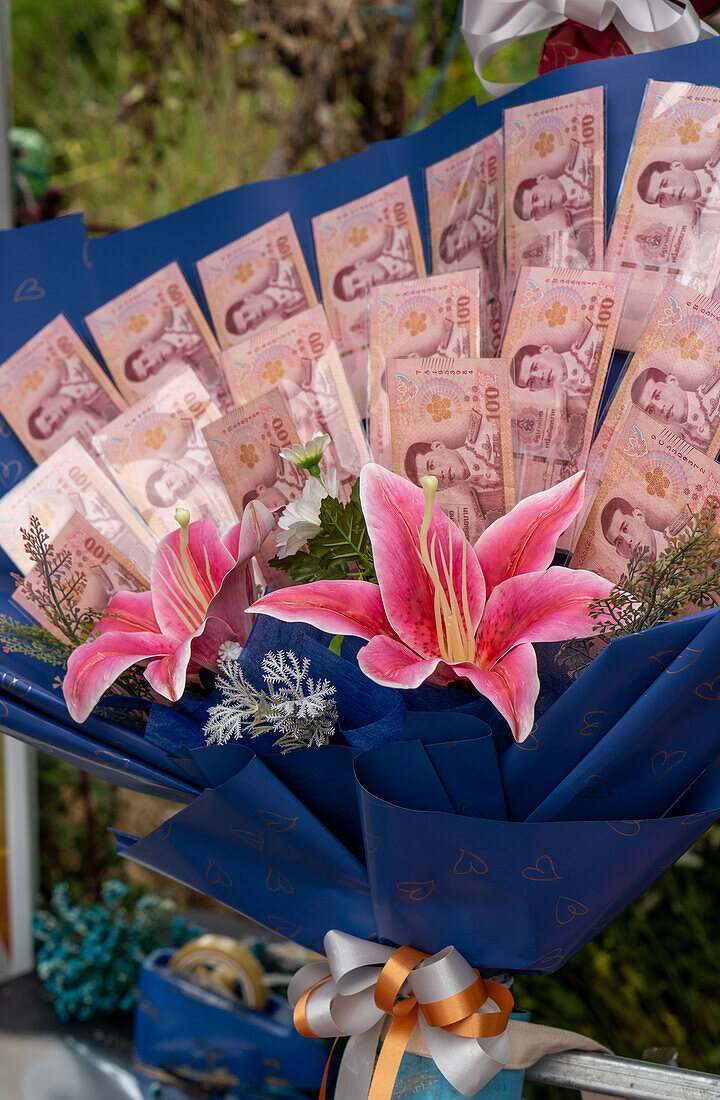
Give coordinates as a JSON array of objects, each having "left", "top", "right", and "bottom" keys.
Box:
[
  {"left": 279, "top": 432, "right": 331, "bottom": 469},
  {"left": 218, "top": 640, "right": 242, "bottom": 662},
  {"left": 275, "top": 470, "right": 339, "bottom": 558}
]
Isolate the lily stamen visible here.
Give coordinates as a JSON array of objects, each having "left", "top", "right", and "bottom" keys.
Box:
[{"left": 419, "top": 477, "right": 475, "bottom": 665}]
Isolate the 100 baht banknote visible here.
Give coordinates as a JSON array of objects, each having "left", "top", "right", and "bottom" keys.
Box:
[
  {"left": 86, "top": 261, "right": 231, "bottom": 411},
  {"left": 312, "top": 178, "right": 426, "bottom": 414},
  {"left": 0, "top": 438, "right": 157, "bottom": 575},
  {"left": 504, "top": 87, "right": 605, "bottom": 290},
  {"left": 0, "top": 314, "right": 126, "bottom": 464},
  {"left": 219, "top": 303, "right": 370, "bottom": 490},
  {"left": 586, "top": 279, "right": 720, "bottom": 497},
  {"left": 367, "top": 270, "right": 482, "bottom": 467},
  {"left": 606, "top": 80, "right": 720, "bottom": 349},
  {"left": 12, "top": 512, "right": 147, "bottom": 640},
  {"left": 500, "top": 267, "right": 629, "bottom": 523},
  {"left": 196, "top": 212, "right": 317, "bottom": 351},
  {"left": 425, "top": 130, "right": 505, "bottom": 355},
  {"left": 92, "top": 368, "right": 236, "bottom": 539},
  {"left": 387, "top": 356, "right": 515, "bottom": 542},
  {"left": 571, "top": 405, "right": 720, "bottom": 584},
  {"left": 203, "top": 388, "right": 306, "bottom": 586}
]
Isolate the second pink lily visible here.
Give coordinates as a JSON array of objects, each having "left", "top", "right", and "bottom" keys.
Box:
[{"left": 249, "top": 465, "right": 611, "bottom": 742}]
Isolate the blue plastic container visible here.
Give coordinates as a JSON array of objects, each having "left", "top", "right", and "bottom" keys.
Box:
[{"left": 134, "top": 948, "right": 329, "bottom": 1093}]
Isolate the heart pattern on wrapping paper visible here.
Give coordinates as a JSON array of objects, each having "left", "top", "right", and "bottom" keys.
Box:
[
  {"left": 555, "top": 896, "right": 589, "bottom": 925},
  {"left": 94, "top": 749, "right": 129, "bottom": 770},
  {"left": 229, "top": 829, "right": 264, "bottom": 851},
  {"left": 0, "top": 461, "right": 23, "bottom": 489},
  {"left": 606, "top": 820, "right": 641, "bottom": 836},
  {"left": 571, "top": 774, "right": 609, "bottom": 798},
  {"left": 364, "top": 833, "right": 380, "bottom": 854},
  {"left": 156, "top": 820, "right": 172, "bottom": 840},
  {"left": 265, "top": 866, "right": 294, "bottom": 894},
  {"left": 681, "top": 810, "right": 717, "bottom": 827},
  {"left": 258, "top": 810, "right": 298, "bottom": 832},
  {"left": 529, "top": 947, "right": 564, "bottom": 971},
  {"left": 267, "top": 915, "right": 302, "bottom": 938},
  {"left": 578, "top": 710, "right": 612, "bottom": 737},
  {"left": 205, "top": 858, "right": 232, "bottom": 887},
  {"left": 522, "top": 855, "right": 561, "bottom": 882},
  {"left": 651, "top": 750, "right": 686, "bottom": 780},
  {"left": 454, "top": 849, "right": 488, "bottom": 876},
  {"left": 695, "top": 677, "right": 720, "bottom": 701},
  {"left": 516, "top": 728, "right": 539, "bottom": 751},
  {"left": 14, "top": 277, "right": 45, "bottom": 302},
  {"left": 397, "top": 880, "right": 435, "bottom": 901}
]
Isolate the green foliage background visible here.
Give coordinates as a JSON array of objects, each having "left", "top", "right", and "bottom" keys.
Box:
[{"left": 10, "top": 3, "right": 720, "bottom": 1089}]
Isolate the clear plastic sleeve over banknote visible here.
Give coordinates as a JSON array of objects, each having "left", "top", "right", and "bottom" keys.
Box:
[
  {"left": 367, "top": 270, "right": 481, "bottom": 467},
  {"left": 219, "top": 303, "right": 370, "bottom": 489},
  {"left": 86, "top": 261, "right": 231, "bottom": 411},
  {"left": 504, "top": 87, "right": 605, "bottom": 290},
  {"left": 606, "top": 81, "right": 720, "bottom": 349},
  {"left": 500, "top": 266, "right": 629, "bottom": 526},
  {"left": 425, "top": 130, "right": 505, "bottom": 355},
  {"left": 0, "top": 438, "right": 157, "bottom": 575},
  {"left": 11, "top": 512, "right": 147, "bottom": 640},
  {"left": 312, "top": 178, "right": 426, "bottom": 414},
  {"left": 586, "top": 279, "right": 720, "bottom": 497},
  {"left": 203, "top": 388, "right": 306, "bottom": 586},
  {"left": 0, "top": 314, "right": 126, "bottom": 464},
  {"left": 196, "top": 212, "right": 317, "bottom": 351},
  {"left": 571, "top": 405, "right": 720, "bottom": 583},
  {"left": 386, "top": 356, "right": 514, "bottom": 542},
  {"left": 92, "top": 368, "right": 236, "bottom": 539}
]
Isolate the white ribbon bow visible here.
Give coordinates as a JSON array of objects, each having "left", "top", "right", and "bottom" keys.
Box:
[
  {"left": 288, "top": 930, "right": 513, "bottom": 1100},
  {"left": 461, "top": 0, "right": 717, "bottom": 96}
]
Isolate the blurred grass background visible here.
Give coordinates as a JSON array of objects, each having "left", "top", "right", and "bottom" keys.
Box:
[{"left": 10, "top": 2, "right": 720, "bottom": 1092}]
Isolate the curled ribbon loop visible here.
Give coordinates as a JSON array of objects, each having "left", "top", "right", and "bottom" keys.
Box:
[
  {"left": 461, "top": 0, "right": 717, "bottom": 96},
  {"left": 288, "top": 930, "right": 514, "bottom": 1100}
]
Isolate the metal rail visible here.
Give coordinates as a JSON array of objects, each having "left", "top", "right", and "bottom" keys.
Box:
[{"left": 525, "top": 1050, "right": 720, "bottom": 1098}]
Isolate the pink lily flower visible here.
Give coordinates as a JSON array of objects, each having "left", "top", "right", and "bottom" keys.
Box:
[
  {"left": 248, "top": 464, "right": 611, "bottom": 742},
  {"left": 64, "top": 503, "right": 275, "bottom": 724}
]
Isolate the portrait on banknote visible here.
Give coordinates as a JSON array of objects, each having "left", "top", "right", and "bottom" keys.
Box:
[
  {"left": 606, "top": 81, "right": 720, "bottom": 346},
  {"left": 504, "top": 88, "right": 605, "bottom": 289},
  {"left": 571, "top": 406, "right": 720, "bottom": 582},
  {"left": 0, "top": 315, "right": 125, "bottom": 464},
  {"left": 197, "top": 213, "right": 317, "bottom": 349}
]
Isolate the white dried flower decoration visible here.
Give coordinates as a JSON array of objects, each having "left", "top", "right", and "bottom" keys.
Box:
[{"left": 204, "top": 650, "right": 338, "bottom": 753}]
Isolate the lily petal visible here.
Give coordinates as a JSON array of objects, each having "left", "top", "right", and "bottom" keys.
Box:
[
  {"left": 360, "top": 464, "right": 485, "bottom": 659},
  {"left": 476, "top": 566, "right": 612, "bottom": 666},
  {"left": 455, "top": 644, "right": 539, "bottom": 743},
  {"left": 151, "top": 517, "right": 235, "bottom": 640},
  {"left": 95, "top": 590, "right": 159, "bottom": 636},
  {"left": 474, "top": 471, "right": 587, "bottom": 595},
  {"left": 357, "top": 635, "right": 440, "bottom": 689},
  {"left": 222, "top": 499, "right": 276, "bottom": 563},
  {"left": 64, "top": 631, "right": 177, "bottom": 723},
  {"left": 250, "top": 579, "right": 395, "bottom": 641},
  {"left": 208, "top": 500, "right": 277, "bottom": 644}
]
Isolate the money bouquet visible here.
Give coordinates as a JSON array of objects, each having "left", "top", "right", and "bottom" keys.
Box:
[{"left": 2, "top": 31, "right": 720, "bottom": 1099}]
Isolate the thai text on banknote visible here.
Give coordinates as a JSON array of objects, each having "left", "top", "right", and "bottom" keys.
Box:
[
  {"left": 586, "top": 279, "right": 720, "bottom": 497},
  {"left": 86, "top": 261, "right": 231, "bottom": 411},
  {"left": 500, "top": 267, "right": 629, "bottom": 524},
  {"left": 11, "top": 512, "right": 147, "bottom": 641},
  {"left": 425, "top": 130, "right": 505, "bottom": 355},
  {"left": 367, "top": 270, "right": 482, "bottom": 468},
  {"left": 387, "top": 356, "right": 515, "bottom": 542},
  {"left": 218, "top": 303, "right": 370, "bottom": 490},
  {"left": 312, "top": 177, "right": 426, "bottom": 415},
  {"left": 92, "top": 368, "right": 236, "bottom": 539},
  {"left": 196, "top": 212, "right": 317, "bottom": 351},
  {"left": 0, "top": 314, "right": 126, "bottom": 464},
  {"left": 504, "top": 87, "right": 605, "bottom": 290},
  {"left": 606, "top": 81, "right": 720, "bottom": 348},
  {"left": 0, "top": 438, "right": 157, "bottom": 575},
  {"left": 203, "top": 388, "right": 305, "bottom": 586},
  {"left": 571, "top": 405, "right": 720, "bottom": 583}
]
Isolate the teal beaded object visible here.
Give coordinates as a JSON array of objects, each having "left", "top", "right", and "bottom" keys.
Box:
[{"left": 34, "top": 879, "right": 202, "bottom": 1021}]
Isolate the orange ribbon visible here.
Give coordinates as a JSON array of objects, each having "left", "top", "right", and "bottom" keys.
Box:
[{"left": 293, "top": 944, "right": 514, "bottom": 1100}]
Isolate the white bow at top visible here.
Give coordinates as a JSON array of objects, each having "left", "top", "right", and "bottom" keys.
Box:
[
  {"left": 461, "top": 0, "right": 717, "bottom": 96},
  {"left": 288, "top": 929, "right": 514, "bottom": 1100}
]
